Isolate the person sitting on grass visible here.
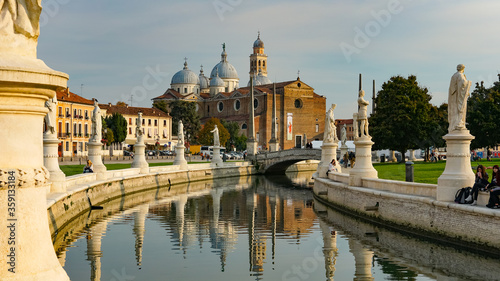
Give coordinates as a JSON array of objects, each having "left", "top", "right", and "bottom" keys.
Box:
[
  {"left": 83, "top": 160, "right": 94, "bottom": 173},
  {"left": 486, "top": 165, "right": 500, "bottom": 208},
  {"left": 470, "top": 165, "right": 489, "bottom": 206}
]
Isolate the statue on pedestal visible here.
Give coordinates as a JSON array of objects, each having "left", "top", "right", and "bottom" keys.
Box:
[
  {"left": 91, "top": 99, "right": 102, "bottom": 142},
  {"left": 341, "top": 124, "right": 347, "bottom": 146},
  {"left": 136, "top": 112, "right": 143, "bottom": 140},
  {"left": 211, "top": 125, "right": 220, "bottom": 147},
  {"left": 44, "top": 95, "right": 57, "bottom": 135},
  {"left": 177, "top": 121, "right": 184, "bottom": 146},
  {"left": 448, "top": 64, "right": 472, "bottom": 133},
  {"left": 324, "top": 104, "right": 337, "bottom": 143},
  {"left": 1, "top": 0, "right": 42, "bottom": 38},
  {"left": 357, "top": 90, "right": 370, "bottom": 138}
]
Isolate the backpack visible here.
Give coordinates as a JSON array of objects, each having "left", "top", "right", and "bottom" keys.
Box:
[{"left": 454, "top": 187, "right": 472, "bottom": 204}]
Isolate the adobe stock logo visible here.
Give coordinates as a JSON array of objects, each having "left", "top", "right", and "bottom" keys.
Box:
[{"left": 340, "top": 0, "right": 405, "bottom": 63}]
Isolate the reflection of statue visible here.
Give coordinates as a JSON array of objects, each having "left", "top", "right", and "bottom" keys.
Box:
[
  {"left": 357, "top": 90, "right": 369, "bottom": 137},
  {"left": 177, "top": 121, "right": 184, "bottom": 146},
  {"left": 341, "top": 124, "right": 347, "bottom": 146},
  {"left": 448, "top": 64, "right": 472, "bottom": 133},
  {"left": 44, "top": 95, "right": 57, "bottom": 135},
  {"left": 91, "top": 99, "right": 102, "bottom": 142},
  {"left": 211, "top": 125, "right": 220, "bottom": 147},
  {"left": 324, "top": 104, "right": 337, "bottom": 143},
  {"left": 136, "top": 112, "right": 143, "bottom": 139}
]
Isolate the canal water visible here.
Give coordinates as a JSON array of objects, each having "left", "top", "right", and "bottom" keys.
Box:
[{"left": 53, "top": 171, "right": 500, "bottom": 281}]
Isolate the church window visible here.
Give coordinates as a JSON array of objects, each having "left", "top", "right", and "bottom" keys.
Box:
[
  {"left": 234, "top": 99, "right": 241, "bottom": 111},
  {"left": 294, "top": 99, "right": 303, "bottom": 109},
  {"left": 218, "top": 101, "right": 224, "bottom": 112},
  {"left": 242, "top": 123, "right": 248, "bottom": 130},
  {"left": 258, "top": 60, "right": 261, "bottom": 67},
  {"left": 207, "top": 105, "right": 210, "bottom": 113},
  {"left": 254, "top": 98, "right": 259, "bottom": 109},
  {"left": 263, "top": 61, "right": 266, "bottom": 68},
  {"left": 316, "top": 124, "right": 319, "bottom": 132}
]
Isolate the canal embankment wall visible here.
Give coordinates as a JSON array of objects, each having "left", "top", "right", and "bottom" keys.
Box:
[
  {"left": 46, "top": 163, "right": 256, "bottom": 237},
  {"left": 314, "top": 172, "right": 500, "bottom": 251}
]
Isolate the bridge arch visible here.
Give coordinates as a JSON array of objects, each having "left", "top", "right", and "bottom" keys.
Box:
[{"left": 252, "top": 149, "right": 321, "bottom": 174}]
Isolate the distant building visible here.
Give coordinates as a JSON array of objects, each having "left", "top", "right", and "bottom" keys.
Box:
[
  {"left": 99, "top": 103, "right": 173, "bottom": 151},
  {"left": 152, "top": 34, "right": 326, "bottom": 150},
  {"left": 335, "top": 119, "right": 354, "bottom": 141},
  {"left": 56, "top": 88, "right": 94, "bottom": 157}
]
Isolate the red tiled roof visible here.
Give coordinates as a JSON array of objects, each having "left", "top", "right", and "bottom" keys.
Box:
[
  {"left": 152, "top": 89, "right": 183, "bottom": 100},
  {"left": 57, "top": 88, "right": 94, "bottom": 105},
  {"left": 99, "top": 104, "right": 170, "bottom": 118}
]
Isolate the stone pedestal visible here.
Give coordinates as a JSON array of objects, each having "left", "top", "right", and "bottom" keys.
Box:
[
  {"left": 318, "top": 142, "right": 338, "bottom": 178},
  {"left": 268, "top": 140, "right": 279, "bottom": 152},
  {"left": 131, "top": 142, "right": 149, "bottom": 174},
  {"left": 0, "top": 66, "right": 70, "bottom": 280},
  {"left": 349, "top": 137, "right": 378, "bottom": 186},
  {"left": 211, "top": 146, "right": 223, "bottom": 167},
  {"left": 43, "top": 135, "right": 66, "bottom": 193},
  {"left": 388, "top": 150, "right": 396, "bottom": 162},
  {"left": 340, "top": 144, "right": 348, "bottom": 161},
  {"left": 408, "top": 149, "right": 417, "bottom": 161},
  {"left": 88, "top": 141, "right": 107, "bottom": 180},
  {"left": 173, "top": 145, "right": 187, "bottom": 169},
  {"left": 247, "top": 139, "right": 258, "bottom": 156},
  {"left": 437, "top": 131, "right": 475, "bottom": 201}
]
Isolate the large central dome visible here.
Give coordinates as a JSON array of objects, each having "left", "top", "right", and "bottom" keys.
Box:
[
  {"left": 210, "top": 46, "right": 238, "bottom": 80},
  {"left": 171, "top": 61, "right": 199, "bottom": 85}
]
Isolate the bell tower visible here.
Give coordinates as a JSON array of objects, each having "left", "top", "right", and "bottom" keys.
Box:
[{"left": 249, "top": 32, "right": 268, "bottom": 78}]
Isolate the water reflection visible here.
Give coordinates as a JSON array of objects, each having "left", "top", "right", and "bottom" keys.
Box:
[{"left": 55, "top": 172, "right": 500, "bottom": 281}]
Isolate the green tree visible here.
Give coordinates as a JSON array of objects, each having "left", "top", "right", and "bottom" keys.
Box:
[
  {"left": 104, "top": 128, "right": 114, "bottom": 144},
  {"left": 198, "top": 118, "right": 230, "bottom": 146},
  {"left": 467, "top": 81, "right": 500, "bottom": 150},
  {"left": 221, "top": 120, "right": 241, "bottom": 151},
  {"left": 104, "top": 113, "right": 127, "bottom": 143},
  {"left": 370, "top": 75, "right": 438, "bottom": 162},
  {"left": 154, "top": 100, "right": 201, "bottom": 144},
  {"left": 235, "top": 134, "right": 247, "bottom": 151}
]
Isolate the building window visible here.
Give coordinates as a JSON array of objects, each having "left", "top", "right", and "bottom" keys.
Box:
[
  {"left": 184, "top": 88, "right": 187, "bottom": 94},
  {"left": 315, "top": 124, "right": 319, "bottom": 133},
  {"left": 234, "top": 99, "right": 241, "bottom": 111},
  {"left": 254, "top": 98, "right": 258, "bottom": 109},
  {"left": 65, "top": 123, "right": 70, "bottom": 134},
  {"left": 148, "top": 119, "right": 151, "bottom": 125},
  {"left": 73, "top": 109, "right": 77, "bottom": 117},
  {"left": 85, "top": 124, "right": 88, "bottom": 136},
  {"left": 242, "top": 123, "right": 248, "bottom": 130},
  {"left": 65, "top": 142, "right": 69, "bottom": 151},
  {"left": 65, "top": 108, "right": 70, "bottom": 117},
  {"left": 294, "top": 99, "right": 303, "bottom": 109},
  {"left": 85, "top": 110, "right": 89, "bottom": 119},
  {"left": 129, "top": 127, "right": 132, "bottom": 134},
  {"left": 142, "top": 119, "right": 145, "bottom": 125},
  {"left": 218, "top": 101, "right": 224, "bottom": 112},
  {"left": 207, "top": 105, "right": 210, "bottom": 113},
  {"left": 154, "top": 120, "right": 157, "bottom": 126},
  {"left": 129, "top": 118, "right": 132, "bottom": 125},
  {"left": 78, "top": 124, "right": 82, "bottom": 136},
  {"left": 163, "top": 120, "right": 166, "bottom": 126},
  {"left": 58, "top": 107, "right": 63, "bottom": 117}
]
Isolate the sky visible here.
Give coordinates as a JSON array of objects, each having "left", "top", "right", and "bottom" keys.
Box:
[{"left": 37, "top": 0, "right": 500, "bottom": 119}]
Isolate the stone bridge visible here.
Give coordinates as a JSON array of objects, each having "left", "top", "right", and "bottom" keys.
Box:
[{"left": 250, "top": 148, "right": 321, "bottom": 174}]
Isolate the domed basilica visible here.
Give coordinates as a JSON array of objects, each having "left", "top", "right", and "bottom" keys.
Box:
[{"left": 153, "top": 33, "right": 326, "bottom": 150}]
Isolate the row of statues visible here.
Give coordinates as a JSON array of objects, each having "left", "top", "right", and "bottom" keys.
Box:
[{"left": 323, "top": 64, "right": 471, "bottom": 144}]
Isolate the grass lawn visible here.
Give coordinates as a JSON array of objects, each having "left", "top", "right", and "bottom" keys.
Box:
[
  {"left": 374, "top": 158, "right": 500, "bottom": 184},
  {"left": 59, "top": 162, "right": 196, "bottom": 177}
]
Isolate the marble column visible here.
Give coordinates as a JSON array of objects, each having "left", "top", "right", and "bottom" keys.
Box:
[
  {"left": 318, "top": 141, "right": 339, "bottom": 178},
  {"left": 246, "top": 76, "right": 258, "bottom": 156},
  {"left": 349, "top": 239, "right": 375, "bottom": 281},
  {"left": 349, "top": 136, "right": 378, "bottom": 186},
  {"left": 437, "top": 131, "right": 475, "bottom": 201},
  {"left": 88, "top": 140, "right": 107, "bottom": 180},
  {"left": 211, "top": 146, "right": 223, "bottom": 167},
  {"left": 44, "top": 134, "right": 66, "bottom": 193},
  {"left": 268, "top": 83, "right": 279, "bottom": 152},
  {"left": 408, "top": 149, "right": 416, "bottom": 161},
  {"left": 131, "top": 113, "right": 149, "bottom": 173},
  {"left": 0, "top": 13, "right": 71, "bottom": 279},
  {"left": 173, "top": 143, "right": 188, "bottom": 169}
]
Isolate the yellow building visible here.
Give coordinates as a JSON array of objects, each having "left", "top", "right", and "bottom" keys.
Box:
[
  {"left": 56, "top": 88, "right": 94, "bottom": 157},
  {"left": 99, "top": 103, "right": 173, "bottom": 151}
]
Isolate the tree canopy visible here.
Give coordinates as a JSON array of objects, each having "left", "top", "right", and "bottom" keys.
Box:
[
  {"left": 104, "top": 113, "right": 127, "bottom": 143},
  {"left": 154, "top": 100, "right": 201, "bottom": 144},
  {"left": 198, "top": 118, "right": 230, "bottom": 147},
  {"left": 467, "top": 81, "right": 500, "bottom": 149},
  {"left": 221, "top": 120, "right": 246, "bottom": 151},
  {"left": 369, "top": 75, "right": 444, "bottom": 161}
]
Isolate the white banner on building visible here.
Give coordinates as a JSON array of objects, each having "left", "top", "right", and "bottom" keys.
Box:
[{"left": 287, "top": 113, "right": 293, "bottom": 140}]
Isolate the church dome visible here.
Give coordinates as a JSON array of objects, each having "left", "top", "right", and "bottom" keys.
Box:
[
  {"left": 199, "top": 66, "right": 209, "bottom": 89},
  {"left": 210, "top": 71, "right": 225, "bottom": 87},
  {"left": 211, "top": 44, "right": 239, "bottom": 80},
  {"left": 247, "top": 69, "right": 272, "bottom": 86},
  {"left": 253, "top": 33, "right": 264, "bottom": 48},
  {"left": 171, "top": 61, "right": 199, "bottom": 85}
]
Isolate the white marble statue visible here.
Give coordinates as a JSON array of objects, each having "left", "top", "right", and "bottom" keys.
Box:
[
  {"left": 211, "top": 125, "right": 220, "bottom": 147},
  {"left": 177, "top": 120, "right": 184, "bottom": 146},
  {"left": 324, "top": 104, "right": 337, "bottom": 143},
  {"left": 44, "top": 95, "right": 57, "bottom": 135},
  {"left": 1, "top": 0, "right": 42, "bottom": 38},
  {"left": 341, "top": 124, "right": 347, "bottom": 146},
  {"left": 448, "top": 64, "right": 472, "bottom": 133},
  {"left": 357, "top": 90, "right": 369, "bottom": 137},
  {"left": 136, "top": 112, "right": 143, "bottom": 140},
  {"left": 91, "top": 99, "right": 102, "bottom": 142},
  {"left": 353, "top": 113, "right": 359, "bottom": 140}
]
